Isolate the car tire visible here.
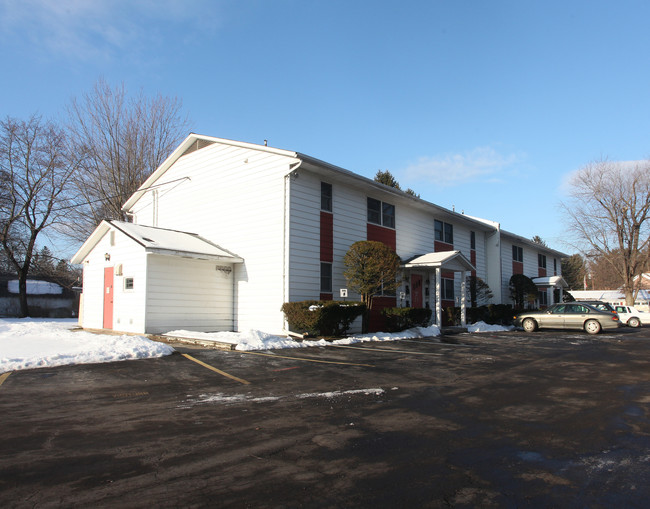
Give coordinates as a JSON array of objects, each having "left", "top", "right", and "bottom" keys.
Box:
[
  {"left": 584, "top": 319, "right": 602, "bottom": 335},
  {"left": 628, "top": 317, "right": 641, "bottom": 328},
  {"left": 522, "top": 318, "right": 537, "bottom": 332}
]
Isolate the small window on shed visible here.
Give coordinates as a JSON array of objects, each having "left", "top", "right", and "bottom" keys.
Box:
[{"left": 124, "top": 277, "right": 134, "bottom": 291}]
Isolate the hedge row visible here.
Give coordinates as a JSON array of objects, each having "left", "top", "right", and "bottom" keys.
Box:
[
  {"left": 445, "top": 304, "right": 515, "bottom": 326},
  {"left": 381, "top": 307, "right": 433, "bottom": 332},
  {"left": 281, "top": 300, "right": 366, "bottom": 337}
]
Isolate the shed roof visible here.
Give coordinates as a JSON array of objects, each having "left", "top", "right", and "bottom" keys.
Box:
[{"left": 71, "top": 221, "right": 243, "bottom": 264}]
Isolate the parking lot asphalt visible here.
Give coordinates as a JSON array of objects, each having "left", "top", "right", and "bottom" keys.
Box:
[{"left": 3, "top": 326, "right": 650, "bottom": 508}]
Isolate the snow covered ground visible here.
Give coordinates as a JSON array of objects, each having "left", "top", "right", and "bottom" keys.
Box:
[
  {"left": 0, "top": 319, "right": 512, "bottom": 374},
  {"left": 0, "top": 319, "right": 174, "bottom": 373}
]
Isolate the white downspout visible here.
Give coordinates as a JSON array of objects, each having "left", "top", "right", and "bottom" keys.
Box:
[{"left": 282, "top": 160, "right": 303, "bottom": 331}]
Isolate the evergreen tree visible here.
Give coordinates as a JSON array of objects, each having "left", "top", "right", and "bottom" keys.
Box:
[{"left": 374, "top": 170, "right": 401, "bottom": 189}]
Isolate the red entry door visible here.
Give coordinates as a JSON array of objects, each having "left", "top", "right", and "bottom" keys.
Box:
[
  {"left": 411, "top": 274, "right": 423, "bottom": 308},
  {"left": 103, "top": 267, "right": 114, "bottom": 329}
]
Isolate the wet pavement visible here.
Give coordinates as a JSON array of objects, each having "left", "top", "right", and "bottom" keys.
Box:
[{"left": 2, "top": 326, "right": 650, "bottom": 507}]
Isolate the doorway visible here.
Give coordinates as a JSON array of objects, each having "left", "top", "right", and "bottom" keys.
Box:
[{"left": 103, "top": 267, "right": 114, "bottom": 329}]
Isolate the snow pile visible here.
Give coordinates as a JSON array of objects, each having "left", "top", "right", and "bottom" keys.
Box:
[
  {"left": 0, "top": 318, "right": 175, "bottom": 373},
  {"left": 166, "top": 324, "right": 443, "bottom": 351},
  {"left": 467, "top": 321, "right": 514, "bottom": 333}
]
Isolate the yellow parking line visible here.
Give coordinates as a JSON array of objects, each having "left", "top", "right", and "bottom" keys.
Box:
[
  {"left": 240, "top": 350, "right": 375, "bottom": 367},
  {"left": 181, "top": 354, "right": 251, "bottom": 385},
  {"left": 330, "top": 344, "right": 443, "bottom": 356},
  {"left": 0, "top": 372, "right": 10, "bottom": 387}
]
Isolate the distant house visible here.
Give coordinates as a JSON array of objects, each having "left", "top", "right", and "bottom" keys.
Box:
[
  {"left": 572, "top": 289, "right": 650, "bottom": 312},
  {"left": 0, "top": 274, "right": 77, "bottom": 318},
  {"left": 71, "top": 134, "right": 567, "bottom": 335}
]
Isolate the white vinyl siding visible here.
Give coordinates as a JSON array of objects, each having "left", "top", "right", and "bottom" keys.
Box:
[
  {"left": 145, "top": 255, "right": 234, "bottom": 334},
  {"left": 131, "top": 143, "right": 294, "bottom": 333},
  {"left": 78, "top": 228, "right": 148, "bottom": 333}
]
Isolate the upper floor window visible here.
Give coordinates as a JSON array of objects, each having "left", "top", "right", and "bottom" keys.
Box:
[
  {"left": 538, "top": 254, "right": 547, "bottom": 269},
  {"left": 470, "top": 231, "right": 476, "bottom": 250},
  {"left": 435, "top": 220, "right": 453, "bottom": 244},
  {"left": 553, "top": 258, "right": 557, "bottom": 273},
  {"left": 512, "top": 245, "right": 523, "bottom": 262},
  {"left": 321, "top": 182, "right": 332, "bottom": 212},
  {"left": 367, "top": 197, "right": 395, "bottom": 228}
]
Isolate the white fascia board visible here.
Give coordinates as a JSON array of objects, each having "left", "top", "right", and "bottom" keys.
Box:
[
  {"left": 122, "top": 133, "right": 300, "bottom": 212},
  {"left": 70, "top": 220, "right": 112, "bottom": 264},
  {"left": 500, "top": 229, "right": 569, "bottom": 258},
  {"left": 145, "top": 248, "right": 243, "bottom": 263}
]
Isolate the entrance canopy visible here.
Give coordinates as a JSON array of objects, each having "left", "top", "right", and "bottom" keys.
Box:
[
  {"left": 532, "top": 275, "right": 568, "bottom": 288},
  {"left": 403, "top": 250, "right": 475, "bottom": 272},
  {"left": 402, "top": 250, "right": 476, "bottom": 327}
]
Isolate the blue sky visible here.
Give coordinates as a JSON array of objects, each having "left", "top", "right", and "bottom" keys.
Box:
[{"left": 2, "top": 0, "right": 649, "bottom": 256}]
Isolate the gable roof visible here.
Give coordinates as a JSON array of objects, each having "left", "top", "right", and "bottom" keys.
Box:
[
  {"left": 121, "top": 134, "right": 300, "bottom": 212},
  {"left": 71, "top": 220, "right": 243, "bottom": 264},
  {"left": 121, "top": 133, "right": 496, "bottom": 233}
]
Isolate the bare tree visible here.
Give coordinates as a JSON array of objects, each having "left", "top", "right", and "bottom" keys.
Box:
[
  {"left": 0, "top": 115, "right": 78, "bottom": 316},
  {"left": 562, "top": 158, "right": 650, "bottom": 304},
  {"left": 65, "top": 78, "right": 189, "bottom": 241}
]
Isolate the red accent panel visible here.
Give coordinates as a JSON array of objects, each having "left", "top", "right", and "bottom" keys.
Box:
[
  {"left": 513, "top": 261, "right": 523, "bottom": 275},
  {"left": 442, "top": 271, "right": 454, "bottom": 279},
  {"left": 538, "top": 268, "right": 547, "bottom": 277},
  {"left": 103, "top": 267, "right": 114, "bottom": 329},
  {"left": 320, "top": 293, "right": 333, "bottom": 301},
  {"left": 434, "top": 241, "right": 453, "bottom": 252},
  {"left": 320, "top": 212, "right": 333, "bottom": 262},
  {"left": 368, "top": 296, "right": 397, "bottom": 332},
  {"left": 367, "top": 223, "right": 396, "bottom": 251}
]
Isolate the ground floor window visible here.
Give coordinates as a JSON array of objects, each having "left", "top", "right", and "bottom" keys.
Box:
[
  {"left": 320, "top": 262, "right": 332, "bottom": 293},
  {"left": 538, "top": 290, "right": 548, "bottom": 306},
  {"left": 442, "top": 277, "right": 454, "bottom": 301}
]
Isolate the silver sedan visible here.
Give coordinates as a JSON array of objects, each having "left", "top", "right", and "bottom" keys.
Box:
[{"left": 514, "top": 302, "right": 622, "bottom": 334}]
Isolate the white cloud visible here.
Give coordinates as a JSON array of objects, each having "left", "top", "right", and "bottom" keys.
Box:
[
  {"left": 0, "top": 0, "right": 222, "bottom": 61},
  {"left": 402, "top": 146, "right": 525, "bottom": 187}
]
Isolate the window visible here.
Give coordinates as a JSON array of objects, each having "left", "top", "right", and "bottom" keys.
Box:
[
  {"left": 367, "top": 197, "right": 395, "bottom": 228},
  {"left": 320, "top": 262, "right": 332, "bottom": 293},
  {"left": 538, "top": 291, "right": 548, "bottom": 306},
  {"left": 470, "top": 231, "right": 476, "bottom": 250},
  {"left": 382, "top": 202, "right": 395, "bottom": 228},
  {"left": 435, "top": 220, "right": 453, "bottom": 244},
  {"left": 512, "top": 245, "right": 523, "bottom": 262},
  {"left": 553, "top": 258, "right": 557, "bottom": 273},
  {"left": 367, "top": 197, "right": 381, "bottom": 224},
  {"left": 321, "top": 182, "right": 332, "bottom": 212},
  {"left": 124, "top": 277, "right": 134, "bottom": 290},
  {"left": 442, "top": 278, "right": 455, "bottom": 300},
  {"left": 538, "top": 254, "right": 547, "bottom": 268}
]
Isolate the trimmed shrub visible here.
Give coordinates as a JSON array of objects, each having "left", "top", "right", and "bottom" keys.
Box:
[
  {"left": 437, "top": 305, "right": 515, "bottom": 326},
  {"left": 281, "top": 300, "right": 366, "bottom": 337},
  {"left": 381, "top": 307, "right": 433, "bottom": 332}
]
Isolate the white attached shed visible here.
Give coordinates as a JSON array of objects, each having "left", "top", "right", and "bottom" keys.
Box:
[{"left": 71, "top": 220, "right": 243, "bottom": 334}]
